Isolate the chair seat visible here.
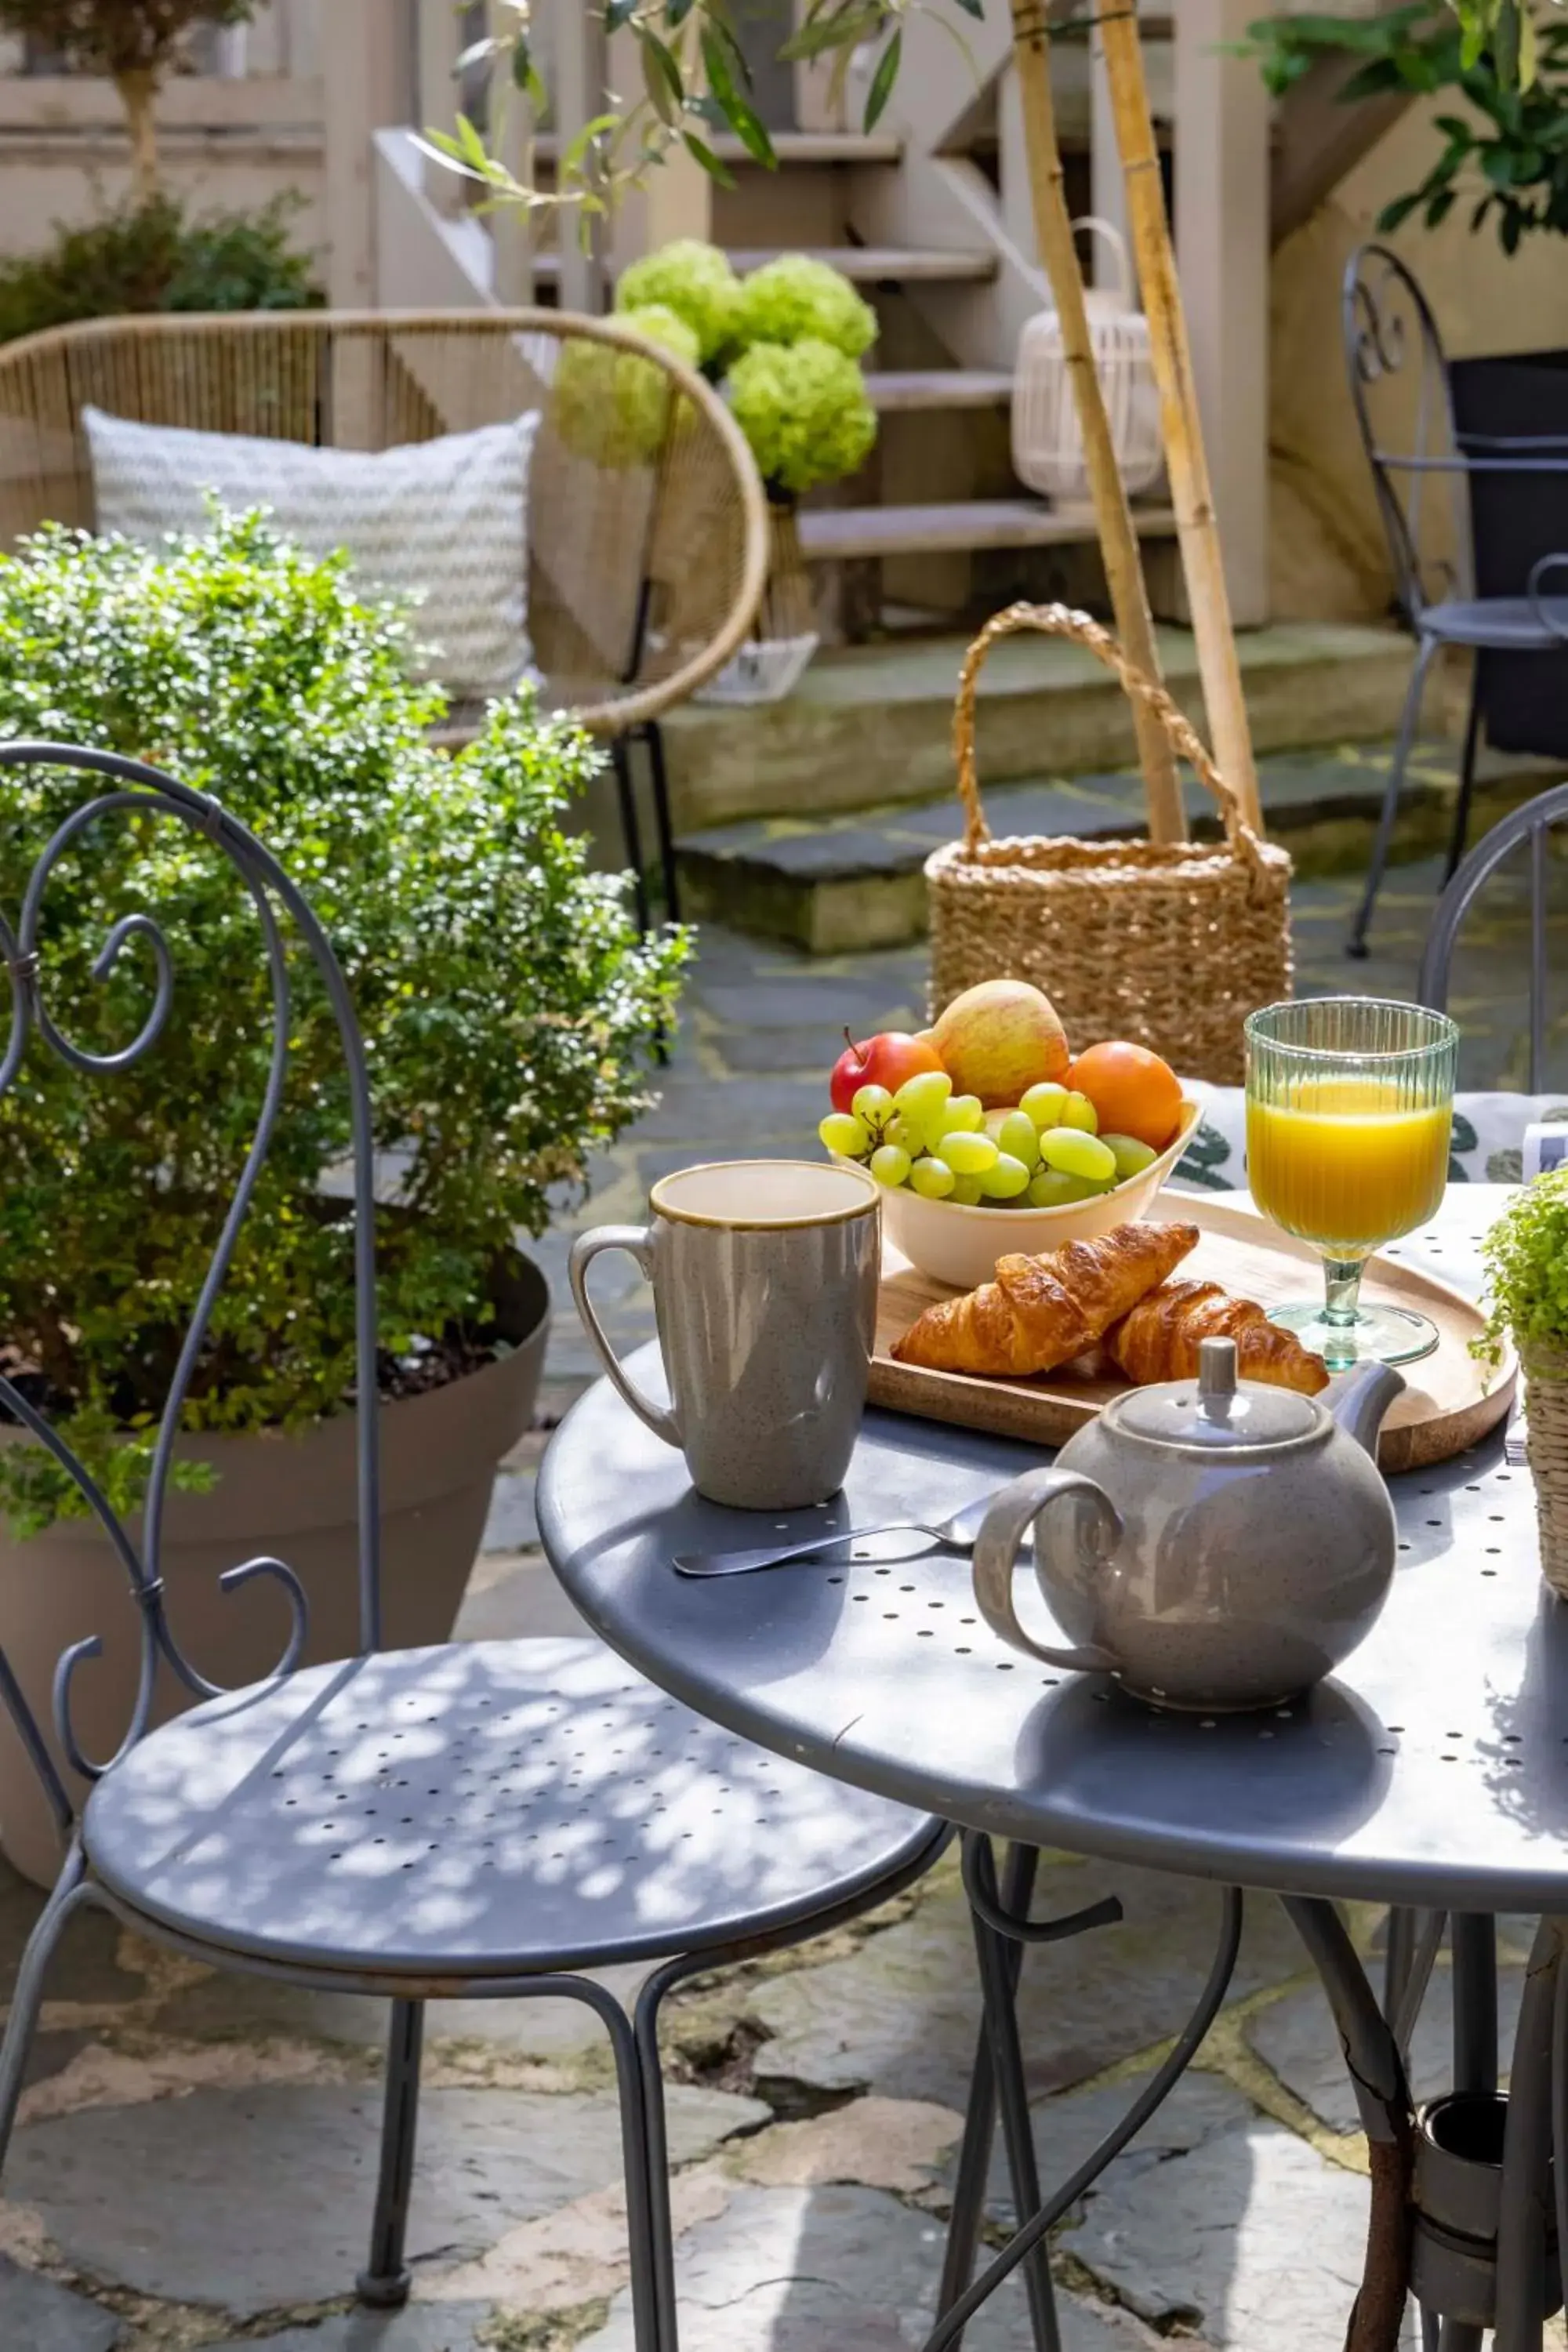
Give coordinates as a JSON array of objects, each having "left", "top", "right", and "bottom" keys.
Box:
[
  {"left": 1421, "top": 596, "right": 1568, "bottom": 651},
  {"left": 83, "top": 1637, "right": 940, "bottom": 1978}
]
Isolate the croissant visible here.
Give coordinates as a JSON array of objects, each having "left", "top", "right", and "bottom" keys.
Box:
[
  {"left": 891, "top": 1221, "right": 1200, "bottom": 1378},
  {"left": 1105, "top": 1278, "right": 1329, "bottom": 1395}
]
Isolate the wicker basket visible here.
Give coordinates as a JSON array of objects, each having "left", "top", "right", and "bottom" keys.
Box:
[
  {"left": 1523, "top": 1348, "right": 1568, "bottom": 1599},
  {"left": 925, "top": 603, "right": 1294, "bottom": 1085}
]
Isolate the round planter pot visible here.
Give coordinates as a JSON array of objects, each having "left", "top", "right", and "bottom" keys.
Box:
[
  {"left": 0, "top": 1253, "right": 550, "bottom": 1886},
  {"left": 1522, "top": 1345, "right": 1568, "bottom": 1602}
]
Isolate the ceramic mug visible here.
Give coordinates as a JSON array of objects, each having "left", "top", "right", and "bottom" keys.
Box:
[{"left": 568, "top": 1159, "right": 880, "bottom": 1509}]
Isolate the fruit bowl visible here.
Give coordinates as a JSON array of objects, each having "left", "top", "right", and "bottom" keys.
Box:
[{"left": 874, "top": 1099, "right": 1200, "bottom": 1290}]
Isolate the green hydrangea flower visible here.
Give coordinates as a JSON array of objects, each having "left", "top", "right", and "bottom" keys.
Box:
[
  {"left": 615, "top": 238, "right": 739, "bottom": 365},
  {"left": 725, "top": 337, "right": 877, "bottom": 496},
  {"left": 550, "top": 306, "right": 700, "bottom": 468},
  {"left": 733, "top": 254, "right": 877, "bottom": 361}
]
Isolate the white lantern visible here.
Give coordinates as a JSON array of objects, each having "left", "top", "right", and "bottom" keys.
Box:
[{"left": 1011, "top": 219, "right": 1163, "bottom": 518}]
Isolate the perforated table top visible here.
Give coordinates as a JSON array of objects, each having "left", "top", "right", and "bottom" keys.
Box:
[{"left": 539, "top": 1187, "right": 1568, "bottom": 1915}]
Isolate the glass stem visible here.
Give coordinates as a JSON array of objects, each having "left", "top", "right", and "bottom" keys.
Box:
[{"left": 1321, "top": 1258, "right": 1367, "bottom": 1363}]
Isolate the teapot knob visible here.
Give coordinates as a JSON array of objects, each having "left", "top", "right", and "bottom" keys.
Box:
[{"left": 1198, "top": 1336, "right": 1238, "bottom": 1399}]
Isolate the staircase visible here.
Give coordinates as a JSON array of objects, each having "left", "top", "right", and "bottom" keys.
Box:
[{"left": 495, "top": 62, "right": 1181, "bottom": 634}]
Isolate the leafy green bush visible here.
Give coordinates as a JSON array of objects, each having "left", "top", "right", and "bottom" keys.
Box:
[
  {"left": 550, "top": 304, "right": 701, "bottom": 467},
  {"left": 1247, "top": 2, "right": 1568, "bottom": 251},
  {"left": 727, "top": 337, "right": 877, "bottom": 495},
  {"left": 1479, "top": 1170, "right": 1568, "bottom": 1364},
  {"left": 0, "top": 512, "right": 688, "bottom": 1530},
  {"left": 616, "top": 237, "right": 739, "bottom": 364},
  {"left": 732, "top": 254, "right": 877, "bottom": 361},
  {"left": 0, "top": 194, "right": 322, "bottom": 348}
]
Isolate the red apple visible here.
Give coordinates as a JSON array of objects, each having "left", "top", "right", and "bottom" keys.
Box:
[{"left": 829, "top": 1027, "right": 946, "bottom": 1112}]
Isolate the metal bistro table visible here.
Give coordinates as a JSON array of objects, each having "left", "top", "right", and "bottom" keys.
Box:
[{"left": 538, "top": 1185, "right": 1567, "bottom": 2352}]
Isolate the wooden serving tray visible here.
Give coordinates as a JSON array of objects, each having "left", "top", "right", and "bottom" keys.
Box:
[{"left": 869, "top": 1194, "right": 1516, "bottom": 1475}]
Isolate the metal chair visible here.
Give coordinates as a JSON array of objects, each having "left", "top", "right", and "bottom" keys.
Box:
[
  {"left": 1419, "top": 774, "right": 1568, "bottom": 1091},
  {"left": 0, "top": 741, "right": 956, "bottom": 2349},
  {"left": 1342, "top": 245, "right": 1568, "bottom": 958}
]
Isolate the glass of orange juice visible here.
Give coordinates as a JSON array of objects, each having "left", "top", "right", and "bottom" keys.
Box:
[{"left": 1244, "top": 997, "right": 1458, "bottom": 1367}]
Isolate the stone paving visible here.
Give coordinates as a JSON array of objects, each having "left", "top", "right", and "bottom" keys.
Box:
[{"left": 2, "top": 757, "right": 1566, "bottom": 2350}]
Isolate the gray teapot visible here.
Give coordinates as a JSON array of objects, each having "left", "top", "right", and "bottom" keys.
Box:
[{"left": 971, "top": 1337, "right": 1404, "bottom": 1712}]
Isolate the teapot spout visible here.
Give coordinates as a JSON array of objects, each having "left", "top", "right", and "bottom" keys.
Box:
[{"left": 1325, "top": 1359, "right": 1406, "bottom": 1457}]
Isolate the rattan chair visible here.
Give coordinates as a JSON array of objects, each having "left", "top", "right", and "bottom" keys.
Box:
[{"left": 0, "top": 310, "right": 770, "bottom": 926}]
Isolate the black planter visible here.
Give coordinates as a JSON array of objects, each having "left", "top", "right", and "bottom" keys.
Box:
[{"left": 1450, "top": 348, "right": 1568, "bottom": 757}]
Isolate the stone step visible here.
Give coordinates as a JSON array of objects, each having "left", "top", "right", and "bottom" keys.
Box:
[
  {"left": 865, "top": 368, "right": 1014, "bottom": 412},
  {"left": 673, "top": 745, "right": 1562, "bottom": 956},
  {"left": 798, "top": 497, "right": 1174, "bottom": 563},
  {"left": 532, "top": 129, "right": 903, "bottom": 167},
  {"left": 662, "top": 622, "right": 1420, "bottom": 835},
  {"left": 724, "top": 244, "right": 996, "bottom": 283}
]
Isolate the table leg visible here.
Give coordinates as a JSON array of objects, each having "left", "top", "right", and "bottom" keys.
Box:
[
  {"left": 1451, "top": 1915, "right": 1499, "bottom": 2096},
  {"left": 964, "top": 1841, "right": 1060, "bottom": 2352},
  {"left": 920, "top": 1886, "right": 1243, "bottom": 2352},
  {"left": 1283, "top": 1896, "right": 1415, "bottom": 2352},
  {"left": 1492, "top": 1916, "right": 1562, "bottom": 2352}
]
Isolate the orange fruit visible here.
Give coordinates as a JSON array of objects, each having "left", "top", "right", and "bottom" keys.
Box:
[{"left": 1065, "top": 1040, "right": 1183, "bottom": 1152}]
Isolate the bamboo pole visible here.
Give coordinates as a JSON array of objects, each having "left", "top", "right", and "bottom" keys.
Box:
[
  {"left": 1097, "top": 5, "right": 1263, "bottom": 834},
  {"left": 1008, "top": 0, "right": 1185, "bottom": 845}
]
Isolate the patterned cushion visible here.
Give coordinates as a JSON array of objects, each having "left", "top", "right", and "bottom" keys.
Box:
[
  {"left": 82, "top": 404, "right": 540, "bottom": 702},
  {"left": 1171, "top": 1085, "right": 1559, "bottom": 1194}
]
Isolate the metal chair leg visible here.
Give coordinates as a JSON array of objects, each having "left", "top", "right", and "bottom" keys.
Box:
[
  {"left": 634, "top": 1956, "right": 699, "bottom": 2352},
  {"left": 0, "top": 1845, "right": 89, "bottom": 2171},
  {"left": 1443, "top": 672, "right": 1483, "bottom": 887},
  {"left": 1348, "top": 635, "right": 1437, "bottom": 958},
  {"left": 358, "top": 1998, "right": 424, "bottom": 2307},
  {"left": 644, "top": 720, "right": 681, "bottom": 925},
  {"left": 611, "top": 734, "right": 651, "bottom": 936}
]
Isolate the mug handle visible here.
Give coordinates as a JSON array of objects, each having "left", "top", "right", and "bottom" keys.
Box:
[
  {"left": 568, "top": 1225, "right": 681, "bottom": 1448},
  {"left": 971, "top": 1466, "right": 1122, "bottom": 1672}
]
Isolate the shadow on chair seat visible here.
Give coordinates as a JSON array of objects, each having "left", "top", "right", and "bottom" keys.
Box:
[{"left": 82, "top": 1635, "right": 933, "bottom": 1978}]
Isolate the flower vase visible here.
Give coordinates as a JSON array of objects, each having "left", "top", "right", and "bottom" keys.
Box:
[{"left": 695, "top": 495, "right": 819, "bottom": 706}]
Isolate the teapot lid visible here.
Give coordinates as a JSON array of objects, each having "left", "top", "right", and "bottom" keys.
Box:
[{"left": 1107, "top": 1336, "right": 1323, "bottom": 1452}]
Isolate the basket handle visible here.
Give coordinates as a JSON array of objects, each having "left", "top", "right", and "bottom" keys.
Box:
[{"left": 952, "top": 601, "right": 1265, "bottom": 871}]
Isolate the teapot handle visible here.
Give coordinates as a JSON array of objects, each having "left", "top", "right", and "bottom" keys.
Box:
[{"left": 971, "top": 1467, "right": 1122, "bottom": 1672}]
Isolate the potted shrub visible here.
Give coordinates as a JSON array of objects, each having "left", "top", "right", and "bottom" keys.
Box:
[
  {"left": 0, "top": 510, "right": 686, "bottom": 1881},
  {"left": 612, "top": 240, "right": 878, "bottom": 700},
  {"left": 1479, "top": 1169, "right": 1568, "bottom": 1595}
]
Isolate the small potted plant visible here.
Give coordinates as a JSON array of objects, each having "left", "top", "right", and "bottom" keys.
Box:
[
  {"left": 612, "top": 240, "right": 879, "bottom": 701},
  {"left": 1479, "top": 1169, "right": 1568, "bottom": 1595},
  {"left": 0, "top": 509, "right": 686, "bottom": 1881}
]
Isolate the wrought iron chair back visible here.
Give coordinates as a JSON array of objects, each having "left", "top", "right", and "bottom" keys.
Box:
[
  {"left": 1343, "top": 241, "right": 1473, "bottom": 625},
  {"left": 0, "top": 740, "right": 382, "bottom": 1835},
  {"left": 1419, "top": 776, "right": 1568, "bottom": 1094}
]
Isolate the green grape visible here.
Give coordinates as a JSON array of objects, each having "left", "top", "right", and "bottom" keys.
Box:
[
  {"left": 1039, "top": 1127, "right": 1117, "bottom": 1182},
  {"left": 909, "top": 1155, "right": 956, "bottom": 1200},
  {"left": 949, "top": 1174, "right": 984, "bottom": 1205},
  {"left": 1060, "top": 1091, "right": 1099, "bottom": 1133},
  {"left": 893, "top": 1070, "right": 953, "bottom": 1138},
  {"left": 938, "top": 1130, "right": 998, "bottom": 1176},
  {"left": 818, "top": 1111, "right": 871, "bottom": 1159},
  {"left": 1020, "top": 1081, "right": 1069, "bottom": 1131},
  {"left": 851, "top": 1083, "right": 894, "bottom": 1130},
  {"left": 1027, "top": 1167, "right": 1102, "bottom": 1207},
  {"left": 884, "top": 1112, "right": 922, "bottom": 1156},
  {"left": 1102, "top": 1132, "right": 1158, "bottom": 1180},
  {"left": 997, "top": 1111, "right": 1041, "bottom": 1170},
  {"left": 978, "top": 1152, "right": 1031, "bottom": 1200},
  {"left": 869, "top": 1143, "right": 911, "bottom": 1187},
  {"left": 945, "top": 1094, "right": 984, "bottom": 1132}
]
